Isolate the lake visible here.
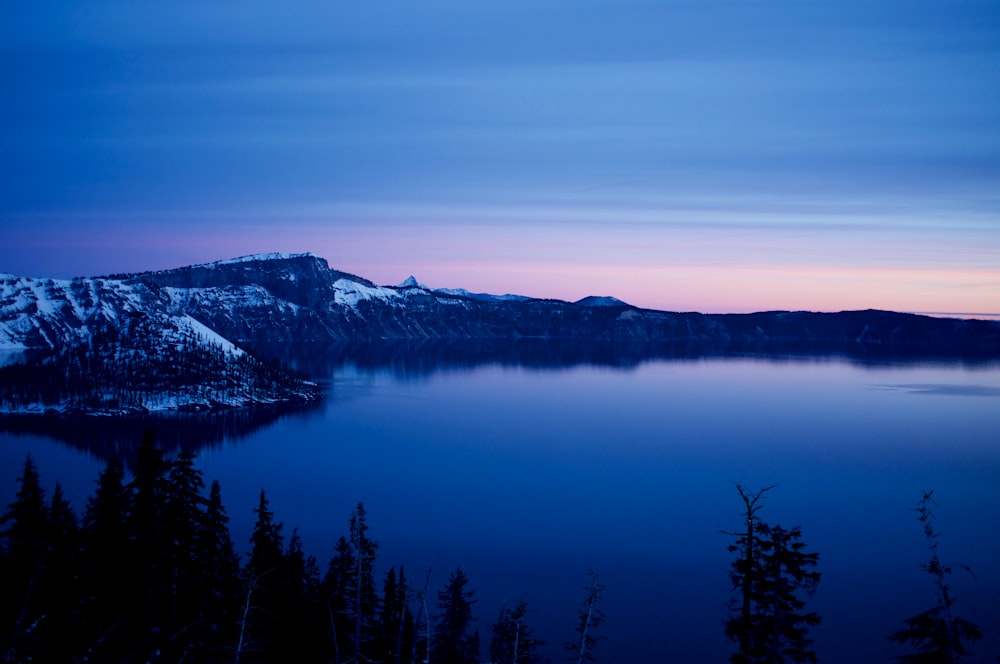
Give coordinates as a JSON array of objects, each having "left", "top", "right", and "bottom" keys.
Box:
[{"left": 3, "top": 347, "right": 999, "bottom": 661}]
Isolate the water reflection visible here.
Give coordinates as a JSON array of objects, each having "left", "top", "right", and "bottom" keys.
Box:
[
  {"left": 269, "top": 339, "right": 999, "bottom": 381},
  {"left": 1, "top": 341, "right": 995, "bottom": 465},
  {"left": 870, "top": 383, "right": 1000, "bottom": 397},
  {"left": 0, "top": 400, "right": 324, "bottom": 467}
]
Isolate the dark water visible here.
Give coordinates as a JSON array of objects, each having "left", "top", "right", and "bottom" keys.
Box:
[{"left": 3, "top": 350, "right": 999, "bottom": 661}]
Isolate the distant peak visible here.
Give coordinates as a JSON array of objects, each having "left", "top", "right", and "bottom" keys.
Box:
[
  {"left": 398, "top": 275, "right": 428, "bottom": 289},
  {"left": 434, "top": 287, "right": 531, "bottom": 303},
  {"left": 575, "top": 295, "right": 630, "bottom": 307}
]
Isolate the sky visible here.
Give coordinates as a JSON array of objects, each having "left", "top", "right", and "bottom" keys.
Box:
[{"left": 1, "top": 1, "right": 999, "bottom": 314}]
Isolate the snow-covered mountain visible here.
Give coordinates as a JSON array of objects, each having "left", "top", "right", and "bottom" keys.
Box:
[
  {"left": 2, "top": 252, "right": 998, "bottom": 415},
  {"left": 0, "top": 263, "right": 321, "bottom": 415}
]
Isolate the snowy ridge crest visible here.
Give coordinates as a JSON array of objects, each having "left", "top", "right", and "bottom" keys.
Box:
[{"left": 206, "top": 252, "right": 318, "bottom": 267}]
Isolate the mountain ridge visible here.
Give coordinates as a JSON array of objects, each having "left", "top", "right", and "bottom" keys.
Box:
[
  {"left": 2, "top": 252, "right": 998, "bottom": 414},
  {"left": 6, "top": 252, "right": 999, "bottom": 345}
]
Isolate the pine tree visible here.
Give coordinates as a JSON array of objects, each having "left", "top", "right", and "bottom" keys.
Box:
[
  {"left": 725, "top": 484, "right": 821, "bottom": 663},
  {"left": 349, "top": 502, "right": 381, "bottom": 662},
  {"left": 195, "top": 478, "right": 241, "bottom": 657},
  {"left": 321, "top": 503, "right": 382, "bottom": 663},
  {"left": 379, "top": 566, "right": 401, "bottom": 662},
  {"left": 325, "top": 535, "right": 356, "bottom": 663},
  {"left": 889, "top": 491, "right": 982, "bottom": 663},
  {"left": 126, "top": 429, "right": 172, "bottom": 650},
  {"left": 163, "top": 448, "right": 209, "bottom": 654},
  {"left": 0, "top": 455, "right": 47, "bottom": 569},
  {"left": 0, "top": 455, "right": 49, "bottom": 661},
  {"left": 379, "top": 566, "right": 416, "bottom": 664},
  {"left": 565, "top": 570, "right": 605, "bottom": 664},
  {"left": 79, "top": 457, "right": 131, "bottom": 661},
  {"left": 240, "top": 489, "right": 286, "bottom": 662},
  {"left": 36, "top": 482, "right": 82, "bottom": 661},
  {"left": 489, "top": 599, "right": 544, "bottom": 664},
  {"left": 46, "top": 482, "right": 79, "bottom": 566},
  {"left": 432, "top": 567, "right": 480, "bottom": 664},
  {"left": 248, "top": 490, "right": 285, "bottom": 577},
  {"left": 279, "top": 529, "right": 325, "bottom": 662}
]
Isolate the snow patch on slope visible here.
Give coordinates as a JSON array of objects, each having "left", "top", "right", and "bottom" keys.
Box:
[
  {"left": 333, "top": 279, "right": 402, "bottom": 307},
  {"left": 161, "top": 285, "right": 300, "bottom": 314},
  {"left": 171, "top": 315, "right": 246, "bottom": 357}
]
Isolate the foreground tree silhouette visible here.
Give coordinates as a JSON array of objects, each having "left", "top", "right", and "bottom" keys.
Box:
[
  {"left": 889, "top": 491, "right": 982, "bottom": 663},
  {"left": 725, "top": 483, "right": 821, "bottom": 663},
  {"left": 240, "top": 489, "right": 286, "bottom": 662},
  {"left": 489, "top": 599, "right": 544, "bottom": 664},
  {"left": 194, "top": 479, "right": 242, "bottom": 657},
  {"left": 36, "top": 482, "right": 82, "bottom": 661},
  {"left": 433, "top": 567, "right": 480, "bottom": 664},
  {"left": 0, "top": 455, "right": 49, "bottom": 661},
  {"left": 379, "top": 566, "right": 416, "bottom": 664},
  {"left": 163, "top": 448, "right": 208, "bottom": 649},
  {"left": 126, "top": 429, "right": 172, "bottom": 655},
  {"left": 323, "top": 502, "right": 381, "bottom": 663},
  {"left": 78, "top": 457, "right": 133, "bottom": 660},
  {"left": 4, "top": 445, "right": 634, "bottom": 663},
  {"left": 565, "top": 569, "right": 605, "bottom": 664}
]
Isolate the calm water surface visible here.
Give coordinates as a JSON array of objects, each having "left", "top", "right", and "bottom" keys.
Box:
[{"left": 3, "top": 354, "right": 999, "bottom": 661}]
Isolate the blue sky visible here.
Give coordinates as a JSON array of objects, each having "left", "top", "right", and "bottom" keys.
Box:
[{"left": 2, "top": 1, "right": 998, "bottom": 313}]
